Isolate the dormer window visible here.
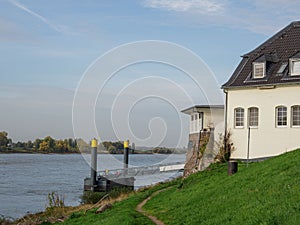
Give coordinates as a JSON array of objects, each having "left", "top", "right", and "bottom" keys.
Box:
[
  {"left": 253, "top": 62, "right": 265, "bottom": 78},
  {"left": 277, "top": 62, "right": 288, "bottom": 74},
  {"left": 290, "top": 58, "right": 300, "bottom": 76}
]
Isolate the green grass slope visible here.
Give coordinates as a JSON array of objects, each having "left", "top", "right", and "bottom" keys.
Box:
[
  {"left": 144, "top": 149, "right": 300, "bottom": 225},
  {"left": 55, "top": 182, "right": 178, "bottom": 225},
  {"left": 58, "top": 149, "right": 300, "bottom": 225}
]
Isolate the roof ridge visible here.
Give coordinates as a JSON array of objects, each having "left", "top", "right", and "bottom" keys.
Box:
[
  {"left": 221, "top": 57, "right": 248, "bottom": 88},
  {"left": 222, "top": 21, "right": 300, "bottom": 89},
  {"left": 291, "top": 21, "right": 300, "bottom": 27},
  {"left": 243, "top": 21, "right": 299, "bottom": 57}
]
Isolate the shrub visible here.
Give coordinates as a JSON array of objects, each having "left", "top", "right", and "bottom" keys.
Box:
[
  {"left": 215, "top": 130, "right": 234, "bottom": 163},
  {"left": 81, "top": 187, "right": 133, "bottom": 204},
  {"left": 81, "top": 191, "right": 107, "bottom": 204},
  {"left": 47, "top": 192, "right": 65, "bottom": 208},
  {"left": 109, "top": 187, "right": 133, "bottom": 199}
]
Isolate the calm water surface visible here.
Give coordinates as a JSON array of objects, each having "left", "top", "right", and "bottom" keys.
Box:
[{"left": 0, "top": 153, "right": 185, "bottom": 219}]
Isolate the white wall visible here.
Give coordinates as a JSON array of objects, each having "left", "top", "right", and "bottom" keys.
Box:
[
  {"left": 201, "top": 108, "right": 224, "bottom": 129},
  {"left": 227, "top": 85, "right": 300, "bottom": 159},
  {"left": 189, "top": 108, "right": 224, "bottom": 134}
]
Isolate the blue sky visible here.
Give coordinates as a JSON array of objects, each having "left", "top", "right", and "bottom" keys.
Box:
[{"left": 1, "top": 0, "right": 300, "bottom": 146}]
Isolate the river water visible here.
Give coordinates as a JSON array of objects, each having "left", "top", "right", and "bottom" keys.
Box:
[{"left": 0, "top": 153, "right": 185, "bottom": 219}]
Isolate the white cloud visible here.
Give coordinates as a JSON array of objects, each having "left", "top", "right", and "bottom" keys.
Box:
[
  {"left": 144, "top": 0, "right": 224, "bottom": 14},
  {"left": 143, "top": 0, "right": 300, "bottom": 35}
]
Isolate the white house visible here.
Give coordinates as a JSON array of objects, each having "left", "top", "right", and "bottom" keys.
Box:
[{"left": 222, "top": 21, "right": 300, "bottom": 160}]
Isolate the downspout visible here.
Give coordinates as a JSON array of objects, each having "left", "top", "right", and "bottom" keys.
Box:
[
  {"left": 224, "top": 89, "right": 228, "bottom": 134},
  {"left": 197, "top": 112, "right": 204, "bottom": 151},
  {"left": 247, "top": 127, "right": 251, "bottom": 167},
  {"left": 196, "top": 112, "right": 204, "bottom": 170},
  {"left": 223, "top": 89, "right": 228, "bottom": 157}
]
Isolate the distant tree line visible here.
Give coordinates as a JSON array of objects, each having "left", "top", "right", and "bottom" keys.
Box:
[
  {"left": 152, "top": 147, "right": 173, "bottom": 154},
  {"left": 102, "top": 141, "right": 127, "bottom": 154},
  {"left": 0, "top": 131, "right": 79, "bottom": 153},
  {"left": 101, "top": 143, "right": 178, "bottom": 154},
  {"left": 0, "top": 131, "right": 185, "bottom": 154},
  {"left": 32, "top": 136, "right": 78, "bottom": 153},
  {"left": 0, "top": 131, "right": 130, "bottom": 154}
]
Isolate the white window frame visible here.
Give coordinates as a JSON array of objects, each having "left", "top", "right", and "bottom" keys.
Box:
[
  {"left": 253, "top": 62, "right": 265, "bottom": 78},
  {"left": 234, "top": 108, "right": 244, "bottom": 128},
  {"left": 291, "top": 105, "right": 300, "bottom": 127},
  {"left": 248, "top": 107, "right": 259, "bottom": 128},
  {"left": 290, "top": 59, "right": 300, "bottom": 76},
  {"left": 276, "top": 106, "right": 287, "bottom": 127},
  {"left": 195, "top": 113, "right": 198, "bottom": 131},
  {"left": 277, "top": 62, "right": 288, "bottom": 74},
  {"left": 190, "top": 113, "right": 202, "bottom": 133}
]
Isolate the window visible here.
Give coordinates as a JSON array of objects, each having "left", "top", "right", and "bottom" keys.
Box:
[
  {"left": 290, "top": 59, "right": 300, "bottom": 76},
  {"left": 253, "top": 63, "right": 265, "bottom": 78},
  {"left": 291, "top": 105, "right": 300, "bottom": 126},
  {"left": 190, "top": 113, "right": 202, "bottom": 133},
  {"left": 195, "top": 113, "right": 198, "bottom": 131},
  {"left": 276, "top": 106, "right": 287, "bottom": 127},
  {"left": 248, "top": 107, "right": 259, "bottom": 127},
  {"left": 277, "top": 62, "right": 288, "bottom": 74},
  {"left": 234, "top": 108, "right": 244, "bottom": 128}
]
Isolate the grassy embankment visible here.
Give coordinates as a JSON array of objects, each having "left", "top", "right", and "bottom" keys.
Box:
[
  {"left": 15, "top": 149, "right": 300, "bottom": 225},
  {"left": 144, "top": 149, "right": 300, "bottom": 224}
]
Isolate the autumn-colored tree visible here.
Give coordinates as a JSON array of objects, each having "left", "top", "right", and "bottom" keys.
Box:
[
  {"left": 55, "top": 140, "right": 66, "bottom": 152},
  {"left": 102, "top": 141, "right": 124, "bottom": 152},
  {"left": 39, "top": 141, "right": 50, "bottom": 151},
  {"left": 44, "top": 136, "right": 55, "bottom": 149},
  {"left": 0, "top": 131, "right": 9, "bottom": 149},
  {"left": 0, "top": 133, "right": 78, "bottom": 153}
]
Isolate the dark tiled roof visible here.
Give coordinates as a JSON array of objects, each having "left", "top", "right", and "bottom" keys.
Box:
[{"left": 222, "top": 21, "right": 300, "bottom": 89}]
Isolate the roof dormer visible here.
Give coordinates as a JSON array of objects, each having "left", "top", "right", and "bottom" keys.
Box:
[
  {"left": 222, "top": 22, "right": 300, "bottom": 89},
  {"left": 289, "top": 52, "right": 300, "bottom": 76},
  {"left": 251, "top": 53, "right": 279, "bottom": 79},
  {"left": 253, "top": 62, "right": 265, "bottom": 79}
]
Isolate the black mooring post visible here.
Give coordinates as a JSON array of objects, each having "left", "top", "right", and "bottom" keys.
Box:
[
  {"left": 91, "top": 138, "right": 98, "bottom": 191},
  {"left": 124, "top": 140, "right": 129, "bottom": 175}
]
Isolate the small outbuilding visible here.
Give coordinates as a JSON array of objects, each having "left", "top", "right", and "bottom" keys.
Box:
[
  {"left": 181, "top": 105, "right": 224, "bottom": 175},
  {"left": 181, "top": 105, "right": 224, "bottom": 150}
]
